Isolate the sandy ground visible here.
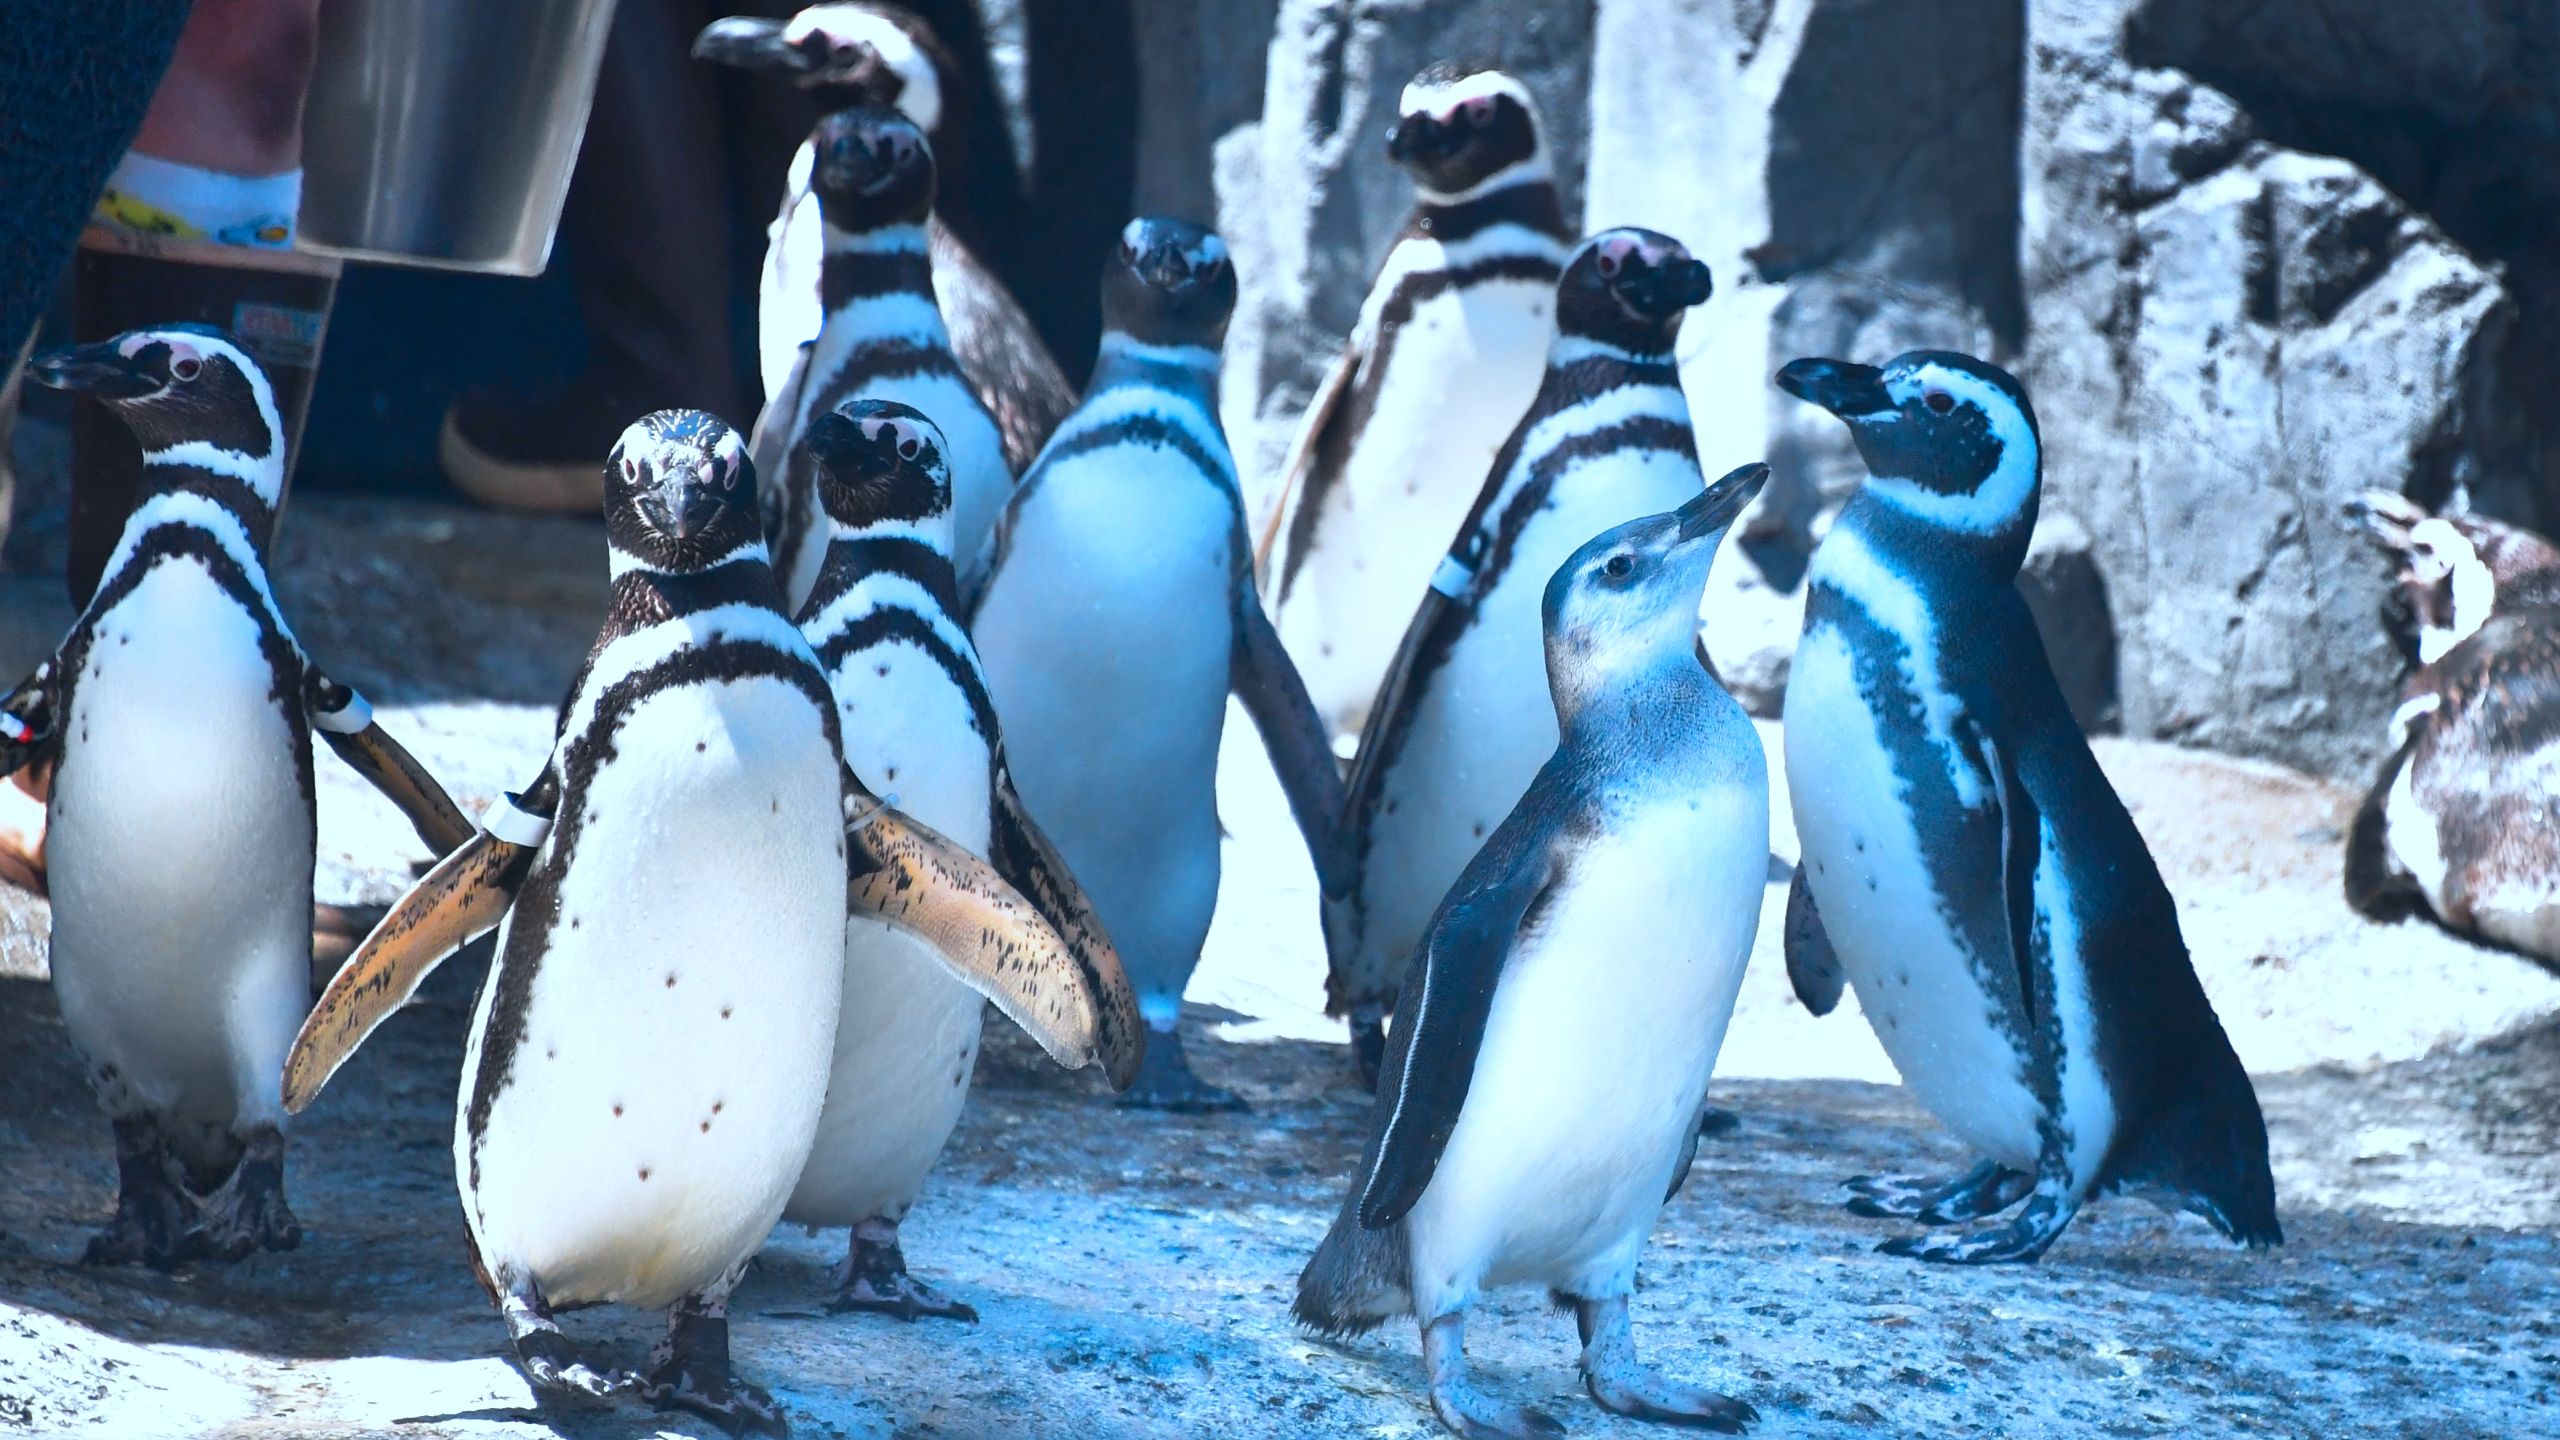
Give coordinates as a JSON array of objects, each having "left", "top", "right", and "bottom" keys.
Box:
[{"left": 1, "top": 497, "right": 2557, "bottom": 1438}]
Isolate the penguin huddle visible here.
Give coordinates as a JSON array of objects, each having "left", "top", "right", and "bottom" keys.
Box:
[{"left": 4, "top": 15, "right": 2317, "bottom": 1438}]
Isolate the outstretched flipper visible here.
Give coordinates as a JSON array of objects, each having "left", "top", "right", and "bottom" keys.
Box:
[
  {"left": 988, "top": 760, "right": 1146, "bottom": 1089},
  {"left": 281, "top": 786, "right": 553, "bottom": 1113},
  {"left": 846, "top": 791, "right": 1111, "bottom": 1074},
  {"left": 306, "top": 673, "right": 475, "bottom": 857},
  {"left": 1782, "top": 864, "right": 1844, "bottom": 1015},
  {"left": 1230, "top": 581, "right": 1348, "bottom": 893}
]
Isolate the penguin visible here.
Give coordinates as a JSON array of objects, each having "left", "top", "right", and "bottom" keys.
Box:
[
  {"left": 2342, "top": 491, "right": 2560, "bottom": 971},
  {"left": 1259, "top": 63, "right": 1574, "bottom": 740},
  {"left": 1295, "top": 468, "right": 1772, "bottom": 1440},
  {"left": 695, "top": 2, "right": 1075, "bottom": 472},
  {"left": 280, "top": 409, "right": 1125, "bottom": 1430},
  {"left": 969, "top": 217, "right": 1347, "bottom": 1111},
  {"left": 5, "top": 326, "right": 472, "bottom": 1269},
  {"left": 783, "top": 397, "right": 1142, "bottom": 1320},
  {"left": 1775, "top": 349, "right": 2280, "bottom": 1264},
  {"left": 756, "top": 105, "right": 1014, "bottom": 613},
  {"left": 1324, "top": 228, "right": 1717, "bottom": 1086}
]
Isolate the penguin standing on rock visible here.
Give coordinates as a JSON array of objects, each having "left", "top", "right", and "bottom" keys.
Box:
[
  {"left": 1324, "top": 229, "right": 1717, "bottom": 1085},
  {"left": 1259, "top": 63, "right": 1574, "bottom": 738},
  {"left": 1297, "top": 470, "right": 1773, "bottom": 1440},
  {"left": 1776, "top": 350, "right": 2279, "bottom": 1264},
  {"left": 783, "top": 398, "right": 1143, "bottom": 1320},
  {"left": 971, "top": 218, "right": 1346, "bottom": 1111},
  {"left": 282, "top": 411, "right": 1121, "bottom": 1430},
  {"left": 696, "top": 2, "right": 1074, "bottom": 471},
  {"left": 757, "top": 106, "right": 1014, "bottom": 611},
  {"left": 2343, "top": 491, "right": 2560, "bottom": 970},
  {"left": 8, "top": 327, "right": 473, "bottom": 1269}
]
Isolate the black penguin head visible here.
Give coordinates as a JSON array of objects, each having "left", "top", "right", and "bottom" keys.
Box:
[
  {"left": 1776, "top": 349, "right": 2041, "bottom": 536},
  {"left": 805, "top": 398, "right": 952, "bottom": 544},
  {"left": 695, "top": 3, "right": 946, "bottom": 133},
  {"left": 809, "top": 105, "right": 935, "bottom": 227},
  {"left": 1542, "top": 462, "right": 1770, "bottom": 712},
  {"left": 30, "top": 325, "right": 285, "bottom": 502},
  {"left": 2348, "top": 490, "right": 2560, "bottom": 665},
  {"left": 1555, "top": 230, "right": 1712, "bottom": 357},
  {"left": 1100, "top": 217, "right": 1236, "bottom": 350},
  {"left": 1387, "top": 64, "right": 1546, "bottom": 200},
  {"left": 604, "top": 409, "right": 761, "bottom": 573}
]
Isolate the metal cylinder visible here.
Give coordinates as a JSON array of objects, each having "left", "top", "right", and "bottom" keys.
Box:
[{"left": 296, "top": 0, "right": 622, "bottom": 276}]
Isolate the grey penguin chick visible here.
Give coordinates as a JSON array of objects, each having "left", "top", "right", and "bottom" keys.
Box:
[
  {"left": 1777, "top": 350, "right": 2279, "bottom": 1264},
  {"left": 1296, "top": 465, "right": 1772, "bottom": 1440},
  {"left": 11, "top": 326, "right": 473, "bottom": 1270},
  {"left": 2343, "top": 491, "right": 2560, "bottom": 971}
]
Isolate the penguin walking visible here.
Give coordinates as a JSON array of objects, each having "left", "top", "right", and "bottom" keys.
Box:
[
  {"left": 5, "top": 327, "right": 472, "bottom": 1269},
  {"left": 1324, "top": 229, "right": 1717, "bottom": 1085},
  {"left": 2343, "top": 491, "right": 2560, "bottom": 970},
  {"left": 696, "top": 3, "right": 1074, "bottom": 472},
  {"left": 970, "top": 218, "right": 1346, "bottom": 1111},
  {"left": 1775, "top": 350, "right": 2280, "bottom": 1264},
  {"left": 282, "top": 410, "right": 1123, "bottom": 1430},
  {"left": 784, "top": 397, "right": 1141, "bottom": 1319},
  {"left": 1260, "top": 63, "right": 1573, "bottom": 739},
  {"left": 757, "top": 105, "right": 1014, "bottom": 612},
  {"left": 1296, "top": 470, "right": 1772, "bottom": 1440}
]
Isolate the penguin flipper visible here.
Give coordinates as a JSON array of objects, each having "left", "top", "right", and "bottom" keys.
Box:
[
  {"left": 1254, "top": 340, "right": 1359, "bottom": 587},
  {"left": 2344, "top": 734, "right": 2427, "bottom": 922},
  {"left": 989, "top": 762, "right": 1147, "bottom": 1089},
  {"left": 1230, "top": 582, "right": 1349, "bottom": 892},
  {"left": 283, "top": 827, "right": 537, "bottom": 1113},
  {"left": 306, "top": 674, "right": 475, "bottom": 858},
  {"left": 1782, "top": 864, "right": 1845, "bottom": 1016},
  {"left": 1356, "top": 825, "right": 1561, "bottom": 1230},
  {"left": 847, "top": 794, "right": 1111, "bottom": 1073},
  {"left": 0, "top": 658, "right": 60, "bottom": 779},
  {"left": 931, "top": 221, "right": 1074, "bottom": 473},
  {"left": 1966, "top": 720, "right": 2046, "bottom": 1022}
]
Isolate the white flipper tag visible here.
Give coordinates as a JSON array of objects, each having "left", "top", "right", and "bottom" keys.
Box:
[
  {"left": 1429, "top": 555, "right": 1474, "bottom": 598},
  {"left": 0, "top": 714, "right": 31, "bottom": 745},
  {"left": 482, "top": 792, "right": 552, "bottom": 847},
  {"left": 313, "top": 689, "right": 374, "bottom": 735}
]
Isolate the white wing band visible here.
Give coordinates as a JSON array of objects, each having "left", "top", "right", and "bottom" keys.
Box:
[
  {"left": 313, "top": 690, "right": 374, "bottom": 734},
  {"left": 2387, "top": 693, "right": 2442, "bottom": 751},
  {"left": 1429, "top": 555, "right": 1474, "bottom": 598},
  {"left": 483, "top": 793, "right": 553, "bottom": 847}
]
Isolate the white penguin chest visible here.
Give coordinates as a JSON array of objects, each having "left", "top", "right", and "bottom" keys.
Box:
[{"left": 459, "top": 673, "right": 849, "bottom": 1312}]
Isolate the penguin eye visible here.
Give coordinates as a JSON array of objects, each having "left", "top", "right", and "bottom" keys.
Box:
[
  {"left": 1596, "top": 248, "right": 1622, "bottom": 279},
  {"left": 1924, "top": 390, "right": 1955, "bottom": 415},
  {"left": 1463, "top": 96, "right": 1494, "bottom": 125},
  {"left": 621, "top": 457, "right": 640, "bottom": 483},
  {"left": 1602, "top": 554, "right": 1635, "bottom": 582},
  {"left": 897, "top": 432, "right": 921, "bottom": 461},
  {"left": 170, "top": 356, "right": 201, "bottom": 382}
]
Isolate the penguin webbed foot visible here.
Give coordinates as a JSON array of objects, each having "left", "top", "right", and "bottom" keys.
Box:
[
  {"left": 1840, "top": 1160, "right": 2024, "bottom": 1223},
  {"left": 1116, "top": 1026, "right": 1247, "bottom": 1113},
  {"left": 826, "top": 1220, "right": 978, "bottom": 1322},
  {"left": 1424, "top": 1313, "right": 1565, "bottom": 1440},
  {"left": 1878, "top": 1191, "right": 2073, "bottom": 1266},
  {"left": 514, "top": 1330, "right": 630, "bottom": 1402},
  {"left": 645, "top": 1297, "right": 785, "bottom": 1436},
  {"left": 82, "top": 1119, "right": 203, "bottom": 1270},
  {"left": 1574, "top": 1295, "right": 1754, "bottom": 1432},
  {"left": 194, "top": 1128, "right": 302, "bottom": 1261}
]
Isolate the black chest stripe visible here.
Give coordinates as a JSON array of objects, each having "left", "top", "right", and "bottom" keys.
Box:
[
  {"left": 804, "top": 538, "right": 963, "bottom": 618},
  {"left": 819, "top": 251, "right": 938, "bottom": 313},
  {"left": 814, "top": 607, "right": 996, "bottom": 743}
]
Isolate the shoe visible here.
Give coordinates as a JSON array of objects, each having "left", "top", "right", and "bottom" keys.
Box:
[{"left": 439, "top": 378, "right": 665, "bottom": 515}]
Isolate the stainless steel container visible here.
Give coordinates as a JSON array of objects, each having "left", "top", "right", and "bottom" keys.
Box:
[{"left": 297, "top": 0, "right": 622, "bottom": 275}]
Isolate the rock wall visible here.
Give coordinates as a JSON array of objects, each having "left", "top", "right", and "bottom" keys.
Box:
[{"left": 1187, "top": 0, "right": 2557, "bottom": 778}]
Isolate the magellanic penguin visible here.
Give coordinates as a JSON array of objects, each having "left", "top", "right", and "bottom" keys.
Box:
[
  {"left": 281, "top": 410, "right": 1125, "bottom": 1431},
  {"left": 1324, "top": 228, "right": 1717, "bottom": 1085},
  {"left": 1776, "top": 350, "right": 2279, "bottom": 1264},
  {"left": 8, "top": 326, "right": 472, "bottom": 1269},
  {"left": 970, "top": 217, "right": 1347, "bottom": 1111},
  {"left": 785, "top": 397, "right": 1142, "bottom": 1320},
  {"left": 1296, "top": 468, "right": 1773, "bottom": 1440},
  {"left": 757, "top": 105, "right": 1015, "bottom": 613},
  {"left": 1258, "top": 63, "right": 1574, "bottom": 739},
  {"left": 696, "top": 2, "right": 1074, "bottom": 472},
  {"left": 2343, "top": 491, "right": 2560, "bottom": 971}
]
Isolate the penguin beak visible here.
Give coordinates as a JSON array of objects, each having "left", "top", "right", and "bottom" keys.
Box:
[
  {"left": 29, "top": 340, "right": 163, "bottom": 400},
  {"left": 1618, "top": 255, "right": 1713, "bottom": 319},
  {"left": 803, "top": 412, "right": 878, "bottom": 480},
  {"left": 1678, "top": 463, "right": 1770, "bottom": 541},
  {"left": 1775, "top": 358, "right": 1894, "bottom": 420},
  {"left": 1386, "top": 114, "right": 1455, "bottom": 165},
  {"left": 692, "top": 16, "right": 808, "bottom": 74}
]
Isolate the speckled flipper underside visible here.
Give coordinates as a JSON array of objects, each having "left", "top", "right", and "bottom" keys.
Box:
[
  {"left": 847, "top": 801, "right": 1109, "bottom": 1074},
  {"left": 282, "top": 831, "right": 532, "bottom": 1113}
]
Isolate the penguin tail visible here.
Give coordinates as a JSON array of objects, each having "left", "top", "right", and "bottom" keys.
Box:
[
  {"left": 2114, "top": 1062, "right": 2283, "bottom": 1249},
  {"left": 1293, "top": 1205, "right": 1412, "bottom": 1338}
]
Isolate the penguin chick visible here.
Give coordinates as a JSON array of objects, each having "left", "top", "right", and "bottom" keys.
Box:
[
  {"left": 1777, "top": 350, "right": 2279, "bottom": 1264},
  {"left": 12, "top": 326, "right": 471, "bottom": 1270},
  {"left": 2342, "top": 491, "right": 2560, "bottom": 971},
  {"left": 1297, "top": 465, "right": 1773, "bottom": 1440}
]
